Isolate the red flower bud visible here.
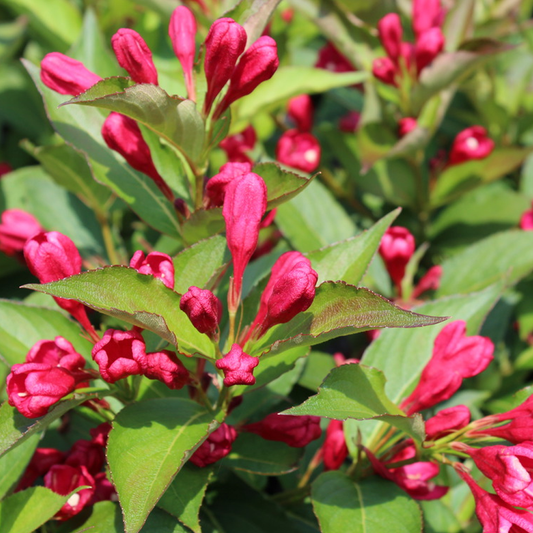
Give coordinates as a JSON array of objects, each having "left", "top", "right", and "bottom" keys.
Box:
[
  {"left": 412, "top": 0, "right": 444, "bottom": 38},
  {"left": 169, "top": 6, "right": 197, "bottom": 100},
  {"left": 216, "top": 36, "right": 279, "bottom": 117},
  {"left": 101, "top": 112, "right": 173, "bottom": 201},
  {"left": 65, "top": 439, "right": 105, "bottom": 476},
  {"left": 377, "top": 13, "right": 403, "bottom": 63},
  {"left": 315, "top": 42, "right": 354, "bottom": 73},
  {"left": 425, "top": 405, "right": 470, "bottom": 441},
  {"left": 111, "top": 28, "right": 158, "bottom": 85},
  {"left": 215, "top": 344, "right": 259, "bottom": 386},
  {"left": 520, "top": 203, "right": 533, "bottom": 230},
  {"left": 476, "top": 417, "right": 533, "bottom": 445},
  {"left": 204, "top": 161, "right": 252, "bottom": 207},
  {"left": 322, "top": 420, "right": 348, "bottom": 471},
  {"left": 189, "top": 423, "right": 237, "bottom": 467},
  {"left": 243, "top": 413, "right": 322, "bottom": 447},
  {"left": 398, "top": 117, "right": 417, "bottom": 138},
  {"left": 144, "top": 349, "right": 189, "bottom": 389},
  {"left": 88, "top": 472, "right": 117, "bottom": 505},
  {"left": 411, "top": 265, "right": 443, "bottom": 299},
  {"left": 219, "top": 125, "right": 257, "bottom": 163},
  {"left": 415, "top": 27, "right": 444, "bottom": 72},
  {"left": 40, "top": 52, "right": 102, "bottom": 96},
  {"left": 92, "top": 329, "right": 147, "bottom": 384},
  {"left": 400, "top": 320, "right": 494, "bottom": 415},
  {"left": 16, "top": 448, "right": 65, "bottom": 491},
  {"left": 180, "top": 286, "right": 222, "bottom": 335},
  {"left": 7, "top": 363, "right": 76, "bottom": 418},
  {"left": 287, "top": 94, "right": 314, "bottom": 132},
  {"left": 90, "top": 422, "right": 112, "bottom": 447},
  {"left": 44, "top": 464, "right": 95, "bottom": 520},
  {"left": 130, "top": 250, "right": 175, "bottom": 290},
  {"left": 339, "top": 111, "right": 361, "bottom": 133},
  {"left": 378, "top": 226, "right": 415, "bottom": 291},
  {"left": 372, "top": 56, "right": 398, "bottom": 86},
  {"left": 0, "top": 162, "right": 12, "bottom": 176},
  {"left": 448, "top": 126, "right": 495, "bottom": 166},
  {"left": 203, "top": 18, "right": 247, "bottom": 114},
  {"left": 276, "top": 129, "right": 321, "bottom": 173},
  {"left": 222, "top": 172, "right": 267, "bottom": 309},
  {"left": 0, "top": 209, "right": 43, "bottom": 256}
]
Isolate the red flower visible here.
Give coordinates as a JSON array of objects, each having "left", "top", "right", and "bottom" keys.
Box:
[
  {"left": 415, "top": 27, "right": 444, "bottom": 72},
  {"left": 339, "top": 111, "right": 361, "bottom": 133},
  {"left": 92, "top": 329, "right": 147, "bottom": 384},
  {"left": 0, "top": 209, "right": 42, "bottom": 256},
  {"left": 372, "top": 56, "right": 397, "bottom": 86},
  {"left": 425, "top": 405, "right": 470, "bottom": 441},
  {"left": 448, "top": 126, "right": 495, "bottom": 166},
  {"left": 378, "top": 226, "right": 415, "bottom": 291},
  {"left": 377, "top": 13, "right": 403, "bottom": 64},
  {"left": 398, "top": 117, "right": 417, "bottom": 138},
  {"left": 243, "top": 413, "right": 322, "bottom": 447},
  {"left": 40, "top": 52, "right": 101, "bottom": 95},
  {"left": 315, "top": 42, "right": 354, "bottom": 73},
  {"left": 216, "top": 344, "right": 258, "bottom": 386},
  {"left": 276, "top": 129, "right": 321, "bottom": 173},
  {"left": 287, "top": 94, "right": 314, "bottom": 132},
  {"left": 144, "top": 350, "right": 189, "bottom": 389},
  {"left": 412, "top": 0, "right": 444, "bottom": 38},
  {"left": 520, "top": 203, "right": 533, "bottom": 230},
  {"left": 16, "top": 448, "right": 65, "bottom": 491},
  {"left": 65, "top": 439, "right": 105, "bottom": 476},
  {"left": 130, "top": 250, "right": 175, "bottom": 290},
  {"left": 322, "top": 420, "right": 348, "bottom": 471},
  {"left": 190, "top": 423, "right": 237, "bottom": 467},
  {"left": 7, "top": 363, "right": 76, "bottom": 418},
  {"left": 180, "top": 286, "right": 222, "bottom": 335},
  {"left": 204, "top": 161, "right": 252, "bottom": 207},
  {"left": 411, "top": 265, "right": 443, "bottom": 299},
  {"left": 219, "top": 126, "right": 257, "bottom": 163}
]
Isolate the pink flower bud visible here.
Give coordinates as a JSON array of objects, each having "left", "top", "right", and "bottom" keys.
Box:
[
  {"left": 243, "top": 413, "right": 321, "bottom": 447},
  {"left": 398, "top": 117, "right": 417, "bottom": 138},
  {"left": 220, "top": 125, "right": 257, "bottom": 163},
  {"left": 0, "top": 209, "right": 43, "bottom": 256},
  {"left": 448, "top": 126, "right": 495, "bottom": 166},
  {"left": 215, "top": 344, "right": 259, "bottom": 386},
  {"left": 377, "top": 13, "right": 403, "bottom": 63},
  {"left": 130, "top": 250, "right": 175, "bottom": 290},
  {"left": 144, "top": 349, "right": 189, "bottom": 389},
  {"left": 412, "top": 0, "right": 444, "bottom": 38},
  {"left": 204, "top": 161, "right": 252, "bottom": 207},
  {"left": 378, "top": 226, "right": 415, "bottom": 291},
  {"left": 222, "top": 172, "right": 267, "bottom": 309},
  {"left": 89, "top": 472, "right": 117, "bottom": 505},
  {"left": 315, "top": 42, "right": 354, "bottom": 73},
  {"left": 92, "top": 329, "right": 147, "bottom": 384},
  {"left": 40, "top": 53, "right": 101, "bottom": 96},
  {"left": 90, "top": 422, "right": 112, "bottom": 447},
  {"left": 189, "top": 423, "right": 237, "bottom": 467},
  {"left": 287, "top": 94, "right": 314, "bottom": 132},
  {"left": 415, "top": 27, "right": 444, "bottom": 73},
  {"left": 44, "top": 464, "right": 95, "bottom": 520},
  {"left": 456, "top": 467, "right": 533, "bottom": 533},
  {"left": 180, "top": 286, "right": 222, "bottom": 335},
  {"left": 339, "top": 111, "right": 361, "bottom": 133},
  {"left": 411, "top": 265, "right": 443, "bottom": 299},
  {"left": 425, "top": 405, "right": 470, "bottom": 441},
  {"left": 276, "top": 129, "right": 321, "bottom": 173},
  {"left": 476, "top": 417, "right": 533, "bottom": 445},
  {"left": 322, "top": 420, "right": 348, "bottom": 471},
  {"left": 520, "top": 203, "right": 533, "bottom": 230},
  {"left": 6, "top": 363, "right": 76, "bottom": 418},
  {"left": 111, "top": 28, "right": 158, "bottom": 85},
  {"left": 65, "top": 439, "right": 105, "bottom": 476},
  {"left": 372, "top": 56, "right": 398, "bottom": 86},
  {"left": 400, "top": 321, "right": 494, "bottom": 415},
  {"left": 0, "top": 162, "right": 12, "bottom": 176},
  {"left": 101, "top": 112, "right": 173, "bottom": 201},
  {"left": 203, "top": 18, "right": 247, "bottom": 114},
  {"left": 169, "top": 6, "right": 197, "bottom": 99},
  {"left": 16, "top": 448, "right": 65, "bottom": 491},
  {"left": 215, "top": 36, "right": 279, "bottom": 116}
]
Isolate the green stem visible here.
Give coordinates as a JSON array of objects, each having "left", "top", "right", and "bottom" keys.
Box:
[{"left": 96, "top": 210, "right": 120, "bottom": 265}]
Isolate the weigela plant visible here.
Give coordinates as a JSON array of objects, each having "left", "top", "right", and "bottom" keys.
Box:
[{"left": 1, "top": 0, "right": 533, "bottom": 531}]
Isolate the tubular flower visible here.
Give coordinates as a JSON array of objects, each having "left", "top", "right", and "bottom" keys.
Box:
[
  {"left": 322, "top": 420, "right": 349, "bottom": 471},
  {"left": 448, "top": 126, "right": 495, "bottom": 166},
  {"left": 169, "top": 6, "right": 197, "bottom": 99},
  {"left": 412, "top": 0, "right": 444, "bottom": 38},
  {"left": 415, "top": 27, "right": 445, "bottom": 72},
  {"left": 204, "top": 161, "right": 252, "bottom": 208},
  {"left": 130, "top": 250, "right": 175, "bottom": 290},
  {"left": 378, "top": 226, "right": 415, "bottom": 291},
  {"left": 180, "top": 286, "right": 222, "bottom": 336},
  {"left": 215, "top": 344, "right": 258, "bottom": 386},
  {"left": 276, "top": 129, "right": 321, "bottom": 173},
  {"left": 143, "top": 350, "right": 189, "bottom": 390},
  {"left": 219, "top": 125, "right": 257, "bottom": 163},
  {"left": 425, "top": 405, "right": 471, "bottom": 441},
  {"left": 190, "top": 424, "right": 237, "bottom": 467},
  {"left": 0, "top": 209, "right": 43, "bottom": 256},
  {"left": 377, "top": 13, "right": 403, "bottom": 63}
]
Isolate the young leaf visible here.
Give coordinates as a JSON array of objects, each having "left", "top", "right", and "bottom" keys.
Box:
[
  {"left": 311, "top": 472, "right": 423, "bottom": 533},
  {"left": 23, "top": 267, "right": 215, "bottom": 358},
  {"left": 246, "top": 282, "right": 446, "bottom": 358},
  {"left": 283, "top": 364, "right": 425, "bottom": 443},
  {"left": 107, "top": 398, "right": 216, "bottom": 533}
]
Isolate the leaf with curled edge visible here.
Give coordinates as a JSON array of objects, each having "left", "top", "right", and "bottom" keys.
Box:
[
  {"left": 22, "top": 267, "right": 215, "bottom": 358},
  {"left": 245, "top": 281, "right": 447, "bottom": 359}
]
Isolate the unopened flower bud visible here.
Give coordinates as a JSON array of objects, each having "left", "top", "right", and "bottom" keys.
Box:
[
  {"left": 180, "top": 286, "right": 222, "bottom": 335},
  {"left": 415, "top": 27, "right": 444, "bottom": 72},
  {"left": 169, "top": 6, "right": 197, "bottom": 99},
  {"left": 377, "top": 13, "right": 403, "bottom": 63},
  {"left": 448, "top": 126, "right": 495, "bottom": 166},
  {"left": 339, "top": 111, "right": 361, "bottom": 133},
  {"left": 398, "top": 117, "right": 417, "bottom": 137},
  {"left": 276, "top": 129, "right": 321, "bottom": 173},
  {"left": 144, "top": 349, "right": 189, "bottom": 389},
  {"left": 425, "top": 405, "right": 470, "bottom": 441},
  {"left": 322, "top": 420, "right": 348, "bottom": 471},
  {"left": 111, "top": 28, "right": 158, "bottom": 85},
  {"left": 203, "top": 18, "right": 247, "bottom": 114},
  {"left": 412, "top": 0, "right": 444, "bottom": 38},
  {"left": 287, "top": 94, "right": 314, "bottom": 132},
  {"left": 65, "top": 439, "right": 105, "bottom": 476},
  {"left": 315, "top": 42, "right": 354, "bottom": 73},
  {"left": 204, "top": 161, "right": 252, "bottom": 207},
  {"left": 130, "top": 250, "right": 175, "bottom": 290},
  {"left": 215, "top": 344, "right": 258, "bottom": 386},
  {"left": 190, "top": 423, "right": 237, "bottom": 467},
  {"left": 520, "top": 202, "right": 533, "bottom": 230},
  {"left": 372, "top": 56, "right": 398, "bottom": 86},
  {"left": 40, "top": 52, "right": 101, "bottom": 95},
  {"left": 0, "top": 209, "right": 43, "bottom": 256},
  {"left": 219, "top": 126, "right": 257, "bottom": 163},
  {"left": 378, "top": 226, "right": 415, "bottom": 291}
]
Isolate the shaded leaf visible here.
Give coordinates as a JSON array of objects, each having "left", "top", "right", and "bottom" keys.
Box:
[
  {"left": 74, "top": 501, "right": 123, "bottom": 533},
  {"left": 0, "top": 433, "right": 39, "bottom": 498}
]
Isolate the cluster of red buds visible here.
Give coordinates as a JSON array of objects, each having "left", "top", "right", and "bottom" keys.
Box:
[{"left": 373, "top": 0, "right": 445, "bottom": 87}]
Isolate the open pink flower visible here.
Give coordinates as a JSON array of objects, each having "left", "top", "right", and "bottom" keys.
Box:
[
  {"left": 130, "top": 250, "right": 175, "bottom": 290},
  {"left": 448, "top": 126, "right": 495, "bottom": 166},
  {"left": 315, "top": 42, "right": 354, "bottom": 73},
  {"left": 216, "top": 344, "right": 258, "bottom": 386},
  {"left": 219, "top": 126, "right": 257, "bottom": 163},
  {"left": 276, "top": 130, "right": 321, "bottom": 173}
]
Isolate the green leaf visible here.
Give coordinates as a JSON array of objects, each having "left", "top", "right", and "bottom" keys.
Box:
[
  {"left": 158, "top": 465, "right": 212, "bottom": 533},
  {"left": 173, "top": 235, "right": 229, "bottom": 294},
  {"left": 234, "top": 67, "right": 367, "bottom": 125},
  {"left": 74, "top": 501, "right": 123, "bottom": 533},
  {"left": 283, "top": 364, "right": 425, "bottom": 443},
  {"left": 431, "top": 147, "right": 533, "bottom": 207},
  {"left": 0, "top": 398, "right": 88, "bottom": 457},
  {"left": 227, "top": 0, "right": 282, "bottom": 46},
  {"left": 311, "top": 472, "right": 422, "bottom": 533},
  {"left": 0, "top": 486, "right": 83, "bottom": 533},
  {"left": 306, "top": 208, "right": 400, "bottom": 285},
  {"left": 0, "top": 300, "right": 92, "bottom": 366},
  {"left": 23, "top": 60, "right": 181, "bottom": 239},
  {"left": 437, "top": 231, "right": 533, "bottom": 297},
  {"left": 223, "top": 432, "right": 303, "bottom": 475},
  {"left": 141, "top": 508, "right": 190, "bottom": 532},
  {"left": 181, "top": 208, "right": 226, "bottom": 245},
  {"left": 23, "top": 267, "right": 215, "bottom": 358},
  {"left": 65, "top": 80, "right": 206, "bottom": 164},
  {"left": 107, "top": 398, "right": 215, "bottom": 533},
  {"left": 246, "top": 282, "right": 446, "bottom": 358},
  {"left": 276, "top": 179, "right": 357, "bottom": 252},
  {"left": 0, "top": 433, "right": 39, "bottom": 498}
]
